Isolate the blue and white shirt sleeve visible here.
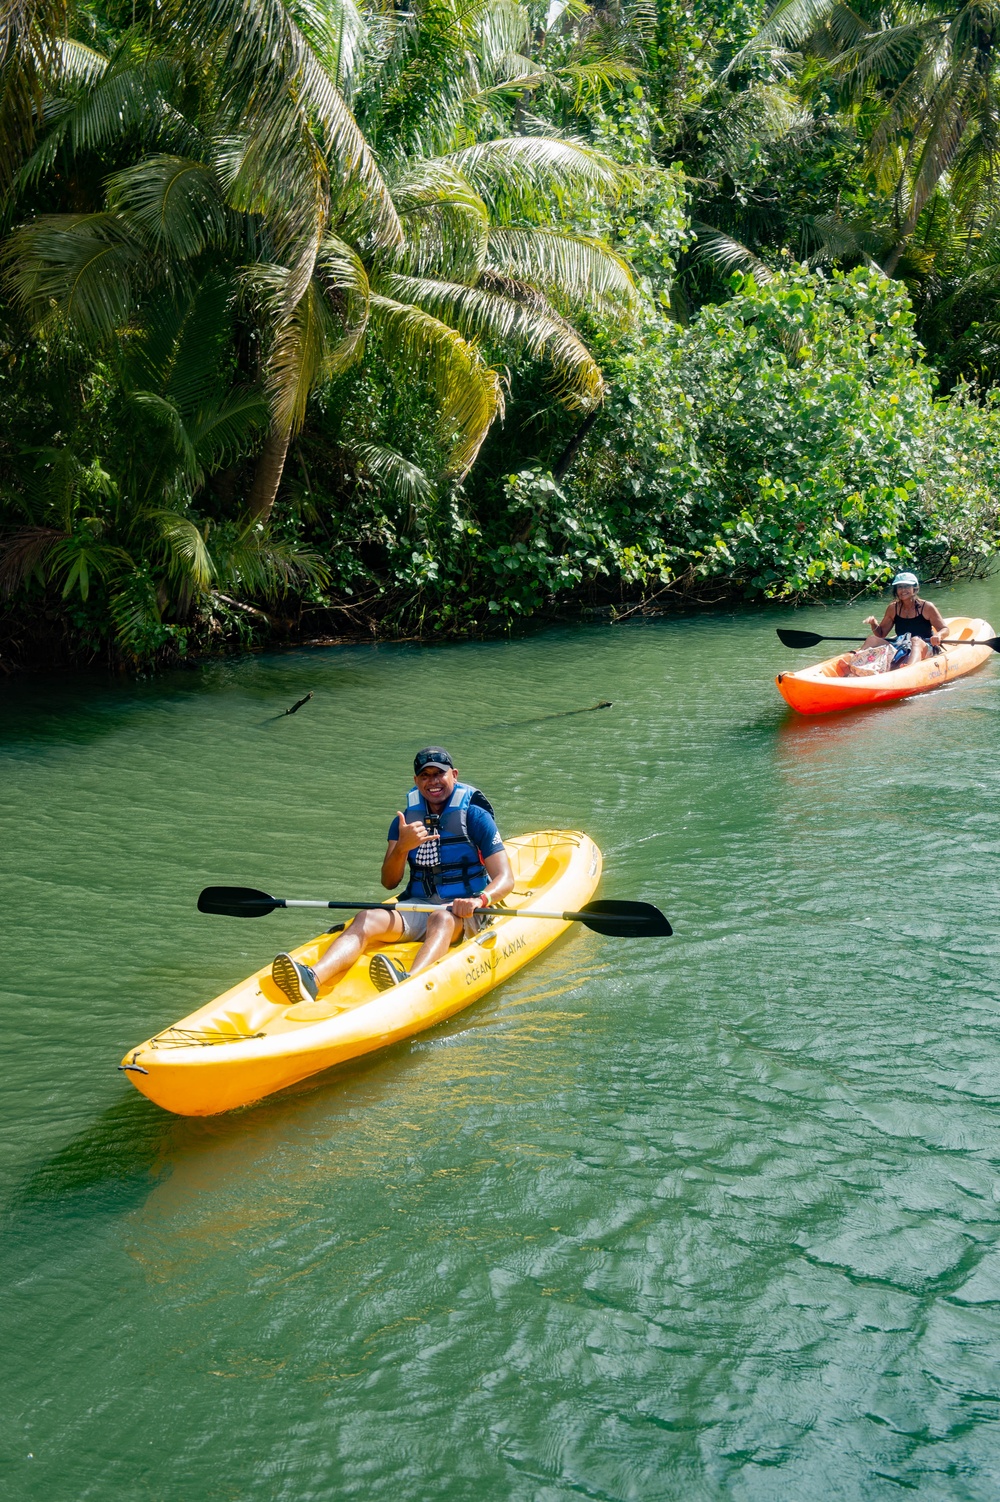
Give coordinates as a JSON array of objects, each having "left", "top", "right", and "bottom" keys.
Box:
[{"left": 468, "top": 804, "right": 504, "bottom": 857}]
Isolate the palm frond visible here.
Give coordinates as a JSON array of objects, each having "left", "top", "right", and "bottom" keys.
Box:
[
  {"left": 704, "top": 83, "right": 811, "bottom": 179},
  {"left": 167, "top": 0, "right": 402, "bottom": 247},
  {"left": 18, "top": 52, "right": 186, "bottom": 189},
  {"left": 315, "top": 230, "right": 371, "bottom": 317},
  {"left": 290, "top": 0, "right": 369, "bottom": 95},
  {"left": 800, "top": 213, "right": 889, "bottom": 265},
  {"left": 130, "top": 277, "right": 236, "bottom": 415},
  {"left": 478, "top": 0, "right": 532, "bottom": 71},
  {"left": 147, "top": 509, "right": 215, "bottom": 589},
  {"left": 390, "top": 159, "right": 490, "bottom": 280},
  {"left": 109, "top": 570, "right": 162, "bottom": 657},
  {"left": 438, "top": 134, "right": 624, "bottom": 215},
  {"left": 47, "top": 532, "right": 130, "bottom": 601},
  {"left": 469, "top": 53, "right": 544, "bottom": 98},
  {"left": 486, "top": 227, "right": 639, "bottom": 313},
  {"left": 129, "top": 391, "right": 202, "bottom": 485},
  {"left": 247, "top": 264, "right": 349, "bottom": 432},
  {"left": 55, "top": 38, "right": 108, "bottom": 86},
  {"left": 369, "top": 291, "right": 503, "bottom": 474},
  {"left": 691, "top": 224, "right": 775, "bottom": 282},
  {"left": 381, "top": 272, "right": 604, "bottom": 408},
  {"left": 354, "top": 442, "right": 437, "bottom": 504},
  {"left": 835, "top": 21, "right": 931, "bottom": 91},
  {"left": 215, "top": 525, "right": 329, "bottom": 596},
  {"left": 5, "top": 213, "right": 145, "bottom": 338},
  {"left": 190, "top": 390, "right": 269, "bottom": 469},
  {"left": 105, "top": 155, "right": 229, "bottom": 258},
  {"left": 722, "top": 0, "right": 838, "bottom": 74},
  {"left": 554, "top": 56, "right": 639, "bottom": 105},
  {"left": 0, "top": 0, "right": 67, "bottom": 186},
  {"left": 0, "top": 525, "right": 64, "bottom": 596}
]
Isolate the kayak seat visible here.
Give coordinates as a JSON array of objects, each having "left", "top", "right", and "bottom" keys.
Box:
[{"left": 285, "top": 1000, "right": 347, "bottom": 1022}]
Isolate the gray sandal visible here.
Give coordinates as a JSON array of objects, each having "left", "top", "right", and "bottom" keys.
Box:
[
  {"left": 272, "top": 953, "right": 319, "bottom": 1006},
  {"left": 369, "top": 953, "right": 408, "bottom": 991}
]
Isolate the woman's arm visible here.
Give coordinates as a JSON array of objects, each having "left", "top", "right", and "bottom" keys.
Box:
[
  {"left": 863, "top": 606, "right": 895, "bottom": 638},
  {"left": 924, "top": 602, "right": 947, "bottom": 644}
]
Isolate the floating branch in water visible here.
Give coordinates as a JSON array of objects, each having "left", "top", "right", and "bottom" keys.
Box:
[{"left": 284, "top": 693, "right": 313, "bottom": 715}]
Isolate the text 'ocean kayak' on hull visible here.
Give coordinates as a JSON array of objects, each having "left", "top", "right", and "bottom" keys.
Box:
[
  {"left": 776, "top": 616, "right": 995, "bottom": 716},
  {"left": 120, "top": 830, "right": 602, "bottom": 1116}
]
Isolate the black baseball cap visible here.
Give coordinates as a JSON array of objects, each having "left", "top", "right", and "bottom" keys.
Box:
[{"left": 413, "top": 746, "right": 454, "bottom": 773}]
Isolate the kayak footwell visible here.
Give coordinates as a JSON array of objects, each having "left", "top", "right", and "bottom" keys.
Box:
[
  {"left": 776, "top": 616, "right": 994, "bottom": 714},
  {"left": 121, "top": 830, "right": 602, "bottom": 1116}
]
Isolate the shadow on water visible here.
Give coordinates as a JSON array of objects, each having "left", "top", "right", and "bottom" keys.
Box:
[
  {"left": 8, "top": 954, "right": 580, "bottom": 1217},
  {"left": 0, "top": 658, "right": 375, "bottom": 752},
  {"left": 7, "top": 1092, "right": 179, "bottom": 1216}
]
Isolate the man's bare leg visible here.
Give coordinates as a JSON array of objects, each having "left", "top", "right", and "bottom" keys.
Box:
[
  {"left": 314, "top": 908, "right": 405, "bottom": 985},
  {"left": 272, "top": 907, "right": 405, "bottom": 1006},
  {"left": 408, "top": 910, "right": 464, "bottom": 977}
]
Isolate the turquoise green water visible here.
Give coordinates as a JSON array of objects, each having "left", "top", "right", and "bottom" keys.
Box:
[{"left": 3, "top": 581, "right": 1000, "bottom": 1500}]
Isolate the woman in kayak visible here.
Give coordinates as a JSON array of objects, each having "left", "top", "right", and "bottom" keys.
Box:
[{"left": 861, "top": 572, "right": 946, "bottom": 666}]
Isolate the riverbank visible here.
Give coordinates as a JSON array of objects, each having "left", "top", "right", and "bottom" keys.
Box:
[{"left": 4, "top": 559, "right": 995, "bottom": 677}]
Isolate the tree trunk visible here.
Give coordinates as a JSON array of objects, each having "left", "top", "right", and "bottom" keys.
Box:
[
  {"left": 882, "top": 152, "right": 954, "bottom": 276},
  {"left": 553, "top": 408, "right": 601, "bottom": 483},
  {"left": 247, "top": 425, "right": 291, "bottom": 523}
]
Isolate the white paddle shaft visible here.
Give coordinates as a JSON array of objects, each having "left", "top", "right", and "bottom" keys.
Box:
[{"left": 280, "top": 899, "right": 571, "bottom": 920}]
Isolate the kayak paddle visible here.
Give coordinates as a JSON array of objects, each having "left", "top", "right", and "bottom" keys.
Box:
[
  {"left": 777, "top": 628, "right": 1000, "bottom": 651},
  {"left": 197, "top": 886, "right": 672, "bottom": 938}
]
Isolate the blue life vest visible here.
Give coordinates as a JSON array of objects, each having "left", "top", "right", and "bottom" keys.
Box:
[{"left": 399, "top": 781, "right": 493, "bottom": 901}]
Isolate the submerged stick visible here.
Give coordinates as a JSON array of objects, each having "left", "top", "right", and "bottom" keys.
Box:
[
  {"left": 547, "top": 700, "right": 613, "bottom": 718},
  {"left": 478, "top": 700, "right": 613, "bottom": 733}
]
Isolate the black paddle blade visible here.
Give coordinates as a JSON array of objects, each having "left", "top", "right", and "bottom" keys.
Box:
[
  {"left": 568, "top": 899, "right": 673, "bottom": 938},
  {"left": 776, "top": 628, "right": 826, "bottom": 649},
  {"left": 197, "top": 885, "right": 280, "bottom": 918}
]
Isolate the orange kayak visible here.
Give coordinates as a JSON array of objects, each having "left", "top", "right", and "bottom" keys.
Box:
[{"left": 776, "top": 616, "right": 995, "bottom": 715}]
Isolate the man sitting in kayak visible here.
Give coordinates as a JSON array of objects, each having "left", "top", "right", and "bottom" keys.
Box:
[
  {"left": 860, "top": 571, "right": 946, "bottom": 668},
  {"left": 270, "top": 747, "right": 514, "bottom": 1003}
]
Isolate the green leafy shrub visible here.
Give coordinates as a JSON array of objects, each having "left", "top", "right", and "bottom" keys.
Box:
[{"left": 569, "top": 262, "right": 1000, "bottom": 599}]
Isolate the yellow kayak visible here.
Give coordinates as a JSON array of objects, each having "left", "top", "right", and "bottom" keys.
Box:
[{"left": 120, "top": 830, "right": 602, "bottom": 1116}]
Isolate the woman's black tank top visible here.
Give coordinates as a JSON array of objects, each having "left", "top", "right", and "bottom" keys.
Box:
[{"left": 893, "top": 601, "right": 934, "bottom": 639}]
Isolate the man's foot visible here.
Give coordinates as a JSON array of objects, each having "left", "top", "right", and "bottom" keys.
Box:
[
  {"left": 369, "top": 953, "right": 409, "bottom": 991},
  {"left": 272, "top": 953, "right": 319, "bottom": 1007}
]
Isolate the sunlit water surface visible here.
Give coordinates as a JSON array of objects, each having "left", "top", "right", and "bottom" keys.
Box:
[{"left": 3, "top": 582, "right": 1000, "bottom": 1500}]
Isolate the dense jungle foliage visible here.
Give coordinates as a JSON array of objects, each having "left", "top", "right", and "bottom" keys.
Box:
[{"left": 2, "top": 0, "right": 1000, "bottom": 667}]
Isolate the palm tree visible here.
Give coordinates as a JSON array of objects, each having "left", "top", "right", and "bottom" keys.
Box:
[
  {"left": 6, "top": 0, "right": 638, "bottom": 522},
  {"left": 730, "top": 0, "right": 1000, "bottom": 275},
  {"left": 0, "top": 268, "right": 327, "bottom": 658},
  {"left": 0, "top": 0, "right": 71, "bottom": 192}
]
